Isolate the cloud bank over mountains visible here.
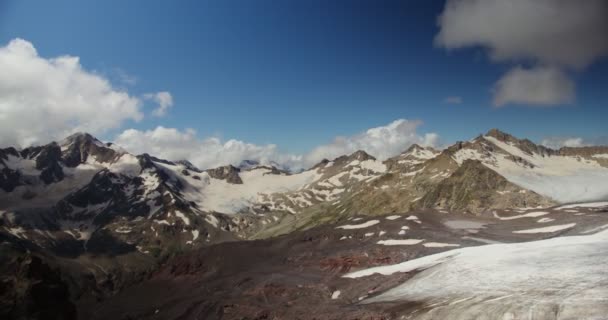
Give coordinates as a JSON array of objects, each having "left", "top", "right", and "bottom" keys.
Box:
[
  {"left": 115, "top": 119, "right": 439, "bottom": 171},
  {"left": 436, "top": 0, "right": 608, "bottom": 107},
  {"left": 1, "top": 30, "right": 605, "bottom": 171},
  {"left": 0, "top": 38, "right": 439, "bottom": 170}
]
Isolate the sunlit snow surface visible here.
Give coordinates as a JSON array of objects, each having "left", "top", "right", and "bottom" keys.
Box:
[
  {"left": 345, "top": 230, "right": 608, "bottom": 319},
  {"left": 155, "top": 162, "right": 322, "bottom": 214}
]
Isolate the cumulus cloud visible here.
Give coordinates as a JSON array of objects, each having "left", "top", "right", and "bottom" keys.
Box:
[
  {"left": 493, "top": 66, "right": 574, "bottom": 107},
  {"left": 114, "top": 119, "right": 440, "bottom": 171},
  {"left": 0, "top": 38, "right": 143, "bottom": 147},
  {"left": 443, "top": 96, "right": 463, "bottom": 104},
  {"left": 144, "top": 91, "right": 173, "bottom": 117},
  {"left": 435, "top": 0, "right": 608, "bottom": 106},
  {"left": 302, "top": 119, "right": 439, "bottom": 166},
  {"left": 115, "top": 126, "right": 303, "bottom": 170}
]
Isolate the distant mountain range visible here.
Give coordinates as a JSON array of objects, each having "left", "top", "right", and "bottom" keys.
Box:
[
  {"left": 2, "top": 129, "right": 608, "bottom": 252},
  {"left": 2, "top": 129, "right": 608, "bottom": 318}
]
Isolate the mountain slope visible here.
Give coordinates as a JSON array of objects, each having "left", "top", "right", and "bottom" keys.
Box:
[
  {"left": 3, "top": 129, "right": 608, "bottom": 249},
  {"left": 2, "top": 130, "right": 608, "bottom": 319},
  {"left": 450, "top": 129, "right": 608, "bottom": 203},
  {"left": 417, "top": 159, "right": 552, "bottom": 213}
]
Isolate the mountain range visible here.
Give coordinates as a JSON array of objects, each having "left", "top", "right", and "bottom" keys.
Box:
[{"left": 2, "top": 129, "right": 608, "bottom": 319}]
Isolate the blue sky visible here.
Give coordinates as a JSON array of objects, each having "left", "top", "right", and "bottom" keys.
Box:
[{"left": 0, "top": 0, "right": 606, "bottom": 168}]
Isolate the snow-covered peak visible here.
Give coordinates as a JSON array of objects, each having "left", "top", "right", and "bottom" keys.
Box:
[
  {"left": 400, "top": 144, "right": 439, "bottom": 160},
  {"left": 450, "top": 134, "right": 608, "bottom": 203}
]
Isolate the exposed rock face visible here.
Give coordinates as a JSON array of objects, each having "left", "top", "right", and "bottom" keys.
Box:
[
  {"left": 559, "top": 146, "right": 608, "bottom": 157},
  {"left": 205, "top": 165, "right": 243, "bottom": 184},
  {"left": 0, "top": 168, "right": 20, "bottom": 192},
  {"left": 486, "top": 128, "right": 556, "bottom": 157},
  {"left": 310, "top": 158, "right": 330, "bottom": 170},
  {"left": 0, "top": 148, "right": 22, "bottom": 192},
  {"left": 258, "top": 165, "right": 289, "bottom": 176},
  {"left": 33, "top": 144, "right": 65, "bottom": 184},
  {"left": 0, "top": 147, "right": 20, "bottom": 162},
  {"left": 349, "top": 150, "right": 376, "bottom": 161},
  {"left": 417, "top": 160, "right": 553, "bottom": 213},
  {"left": 61, "top": 133, "right": 121, "bottom": 167}
]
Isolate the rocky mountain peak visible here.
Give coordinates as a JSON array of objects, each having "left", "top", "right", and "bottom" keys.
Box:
[
  {"left": 348, "top": 150, "right": 376, "bottom": 162},
  {"left": 484, "top": 129, "right": 556, "bottom": 157},
  {"left": 0, "top": 147, "right": 19, "bottom": 164},
  {"left": 60, "top": 132, "right": 102, "bottom": 147},
  {"left": 61, "top": 132, "right": 122, "bottom": 167},
  {"left": 205, "top": 165, "right": 243, "bottom": 184},
  {"left": 400, "top": 144, "right": 439, "bottom": 159},
  {"left": 485, "top": 128, "right": 516, "bottom": 142},
  {"left": 405, "top": 144, "right": 424, "bottom": 152}
]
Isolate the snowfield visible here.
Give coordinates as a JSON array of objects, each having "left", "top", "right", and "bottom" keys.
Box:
[
  {"left": 156, "top": 162, "right": 322, "bottom": 214},
  {"left": 345, "top": 229, "right": 608, "bottom": 319}
]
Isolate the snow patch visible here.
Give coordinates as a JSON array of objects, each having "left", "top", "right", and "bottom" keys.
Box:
[
  {"left": 204, "top": 214, "right": 219, "bottom": 228},
  {"left": 493, "top": 211, "right": 549, "bottom": 220},
  {"left": 191, "top": 230, "right": 199, "bottom": 241},
  {"left": 377, "top": 239, "right": 424, "bottom": 246},
  {"left": 336, "top": 220, "right": 379, "bottom": 230},
  {"left": 331, "top": 290, "right": 341, "bottom": 300},
  {"left": 513, "top": 223, "right": 576, "bottom": 234},
  {"left": 174, "top": 210, "right": 190, "bottom": 226}
]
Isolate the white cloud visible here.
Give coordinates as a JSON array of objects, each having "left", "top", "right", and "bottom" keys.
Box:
[
  {"left": 115, "top": 126, "right": 303, "bottom": 170},
  {"left": 435, "top": 0, "right": 608, "bottom": 69},
  {"left": 0, "top": 38, "right": 143, "bottom": 147},
  {"left": 435, "top": 0, "right": 608, "bottom": 107},
  {"left": 493, "top": 66, "right": 574, "bottom": 107},
  {"left": 114, "top": 119, "right": 440, "bottom": 171},
  {"left": 541, "top": 137, "right": 586, "bottom": 149},
  {"left": 302, "top": 119, "right": 438, "bottom": 166},
  {"left": 443, "top": 96, "right": 462, "bottom": 104},
  {"left": 144, "top": 91, "right": 173, "bottom": 117}
]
